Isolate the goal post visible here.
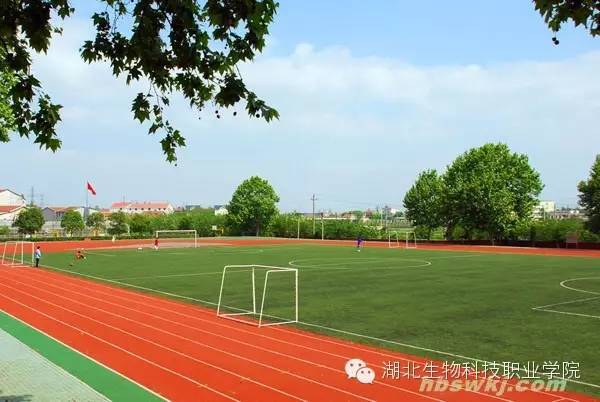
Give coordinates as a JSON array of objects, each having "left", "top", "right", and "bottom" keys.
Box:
[
  {"left": 388, "top": 231, "right": 400, "bottom": 248},
  {"left": 1, "top": 241, "right": 35, "bottom": 266},
  {"left": 217, "top": 265, "right": 298, "bottom": 327},
  {"left": 154, "top": 229, "right": 197, "bottom": 248},
  {"left": 404, "top": 231, "right": 417, "bottom": 249}
]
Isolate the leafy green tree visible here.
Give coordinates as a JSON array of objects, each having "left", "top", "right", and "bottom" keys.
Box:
[
  {"left": 578, "top": 155, "right": 600, "bottom": 233},
  {"left": 0, "top": 66, "right": 16, "bottom": 143},
  {"left": 108, "top": 211, "right": 129, "bottom": 236},
  {"left": 443, "top": 143, "right": 543, "bottom": 241},
  {"left": 534, "top": 0, "right": 600, "bottom": 42},
  {"left": 129, "top": 213, "right": 153, "bottom": 235},
  {"left": 0, "top": 226, "right": 10, "bottom": 236},
  {"left": 403, "top": 169, "right": 444, "bottom": 239},
  {"left": 60, "top": 210, "right": 84, "bottom": 235},
  {"left": 86, "top": 212, "right": 106, "bottom": 233},
  {"left": 350, "top": 210, "right": 364, "bottom": 220},
  {"left": 12, "top": 207, "right": 45, "bottom": 234},
  {"left": 227, "top": 176, "right": 279, "bottom": 235},
  {"left": 1, "top": 0, "right": 279, "bottom": 162}
]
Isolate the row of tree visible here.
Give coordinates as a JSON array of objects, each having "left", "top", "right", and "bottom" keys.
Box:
[
  {"left": 8, "top": 176, "right": 280, "bottom": 237},
  {"left": 403, "top": 143, "right": 600, "bottom": 240},
  {"left": 8, "top": 150, "right": 600, "bottom": 243}
]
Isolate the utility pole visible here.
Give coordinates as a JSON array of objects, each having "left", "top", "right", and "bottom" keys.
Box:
[
  {"left": 321, "top": 213, "right": 324, "bottom": 240},
  {"left": 30, "top": 187, "right": 35, "bottom": 206},
  {"left": 311, "top": 194, "right": 318, "bottom": 235}
]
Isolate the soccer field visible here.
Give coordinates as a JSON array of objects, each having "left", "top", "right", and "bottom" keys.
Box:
[{"left": 41, "top": 243, "right": 600, "bottom": 396}]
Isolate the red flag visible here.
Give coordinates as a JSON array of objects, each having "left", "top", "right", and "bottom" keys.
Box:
[{"left": 86, "top": 182, "right": 96, "bottom": 196}]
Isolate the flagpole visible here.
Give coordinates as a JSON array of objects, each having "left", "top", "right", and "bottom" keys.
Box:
[{"left": 85, "top": 182, "right": 89, "bottom": 219}]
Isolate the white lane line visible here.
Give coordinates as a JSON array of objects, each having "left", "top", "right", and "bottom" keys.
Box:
[
  {"left": 0, "top": 281, "right": 306, "bottom": 402},
  {"left": 39, "top": 263, "right": 600, "bottom": 393},
  {"left": 3, "top": 275, "right": 371, "bottom": 402},
  {"left": 0, "top": 292, "right": 238, "bottom": 401}
]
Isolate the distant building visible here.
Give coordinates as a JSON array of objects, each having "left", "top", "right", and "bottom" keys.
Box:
[
  {"left": 42, "top": 206, "right": 99, "bottom": 231},
  {"left": 547, "top": 208, "right": 587, "bottom": 220},
  {"left": 42, "top": 206, "right": 97, "bottom": 222},
  {"left": 0, "top": 188, "right": 27, "bottom": 226},
  {"left": 533, "top": 201, "right": 556, "bottom": 220},
  {"left": 110, "top": 201, "right": 174, "bottom": 214},
  {"left": 214, "top": 205, "right": 228, "bottom": 216}
]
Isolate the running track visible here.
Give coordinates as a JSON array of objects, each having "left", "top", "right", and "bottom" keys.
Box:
[{"left": 0, "top": 263, "right": 596, "bottom": 401}]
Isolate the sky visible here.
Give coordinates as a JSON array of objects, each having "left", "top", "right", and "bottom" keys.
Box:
[{"left": 1, "top": 0, "right": 599, "bottom": 212}]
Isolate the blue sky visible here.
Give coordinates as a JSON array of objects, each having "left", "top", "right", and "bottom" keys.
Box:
[{"left": 1, "top": 1, "right": 599, "bottom": 212}]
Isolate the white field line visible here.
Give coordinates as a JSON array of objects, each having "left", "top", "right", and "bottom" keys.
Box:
[
  {"left": 109, "top": 271, "right": 230, "bottom": 281},
  {"left": 5, "top": 272, "right": 425, "bottom": 400},
  {"left": 82, "top": 251, "right": 118, "bottom": 257},
  {"left": 10, "top": 269, "right": 502, "bottom": 402},
  {"left": 288, "top": 257, "right": 432, "bottom": 272},
  {"left": 39, "top": 261, "right": 600, "bottom": 392},
  {"left": 17, "top": 268, "right": 567, "bottom": 402},
  {"left": 422, "top": 254, "right": 483, "bottom": 260},
  {"left": 532, "top": 277, "right": 600, "bottom": 321},
  {"left": 0, "top": 281, "right": 307, "bottom": 402},
  {"left": 28, "top": 267, "right": 590, "bottom": 400},
  {"left": 0, "top": 291, "right": 237, "bottom": 401},
  {"left": 1, "top": 276, "right": 374, "bottom": 402},
  {"left": 111, "top": 257, "right": 431, "bottom": 281},
  {"left": 533, "top": 308, "right": 600, "bottom": 320}
]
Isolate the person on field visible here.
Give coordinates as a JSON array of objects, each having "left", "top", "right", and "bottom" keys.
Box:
[
  {"left": 154, "top": 237, "right": 159, "bottom": 250},
  {"left": 75, "top": 249, "right": 86, "bottom": 260},
  {"left": 68, "top": 249, "right": 87, "bottom": 267},
  {"left": 356, "top": 235, "right": 364, "bottom": 252},
  {"left": 34, "top": 246, "right": 42, "bottom": 267}
]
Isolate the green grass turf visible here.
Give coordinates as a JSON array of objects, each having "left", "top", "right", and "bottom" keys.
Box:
[{"left": 39, "top": 243, "right": 600, "bottom": 397}]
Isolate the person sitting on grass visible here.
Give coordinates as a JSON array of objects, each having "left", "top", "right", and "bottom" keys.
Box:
[{"left": 69, "top": 249, "right": 86, "bottom": 267}]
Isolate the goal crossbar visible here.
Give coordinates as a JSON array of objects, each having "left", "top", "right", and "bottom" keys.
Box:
[
  {"left": 155, "top": 230, "right": 198, "bottom": 248},
  {"left": 1, "top": 241, "right": 35, "bottom": 266},
  {"left": 217, "top": 265, "right": 298, "bottom": 327}
]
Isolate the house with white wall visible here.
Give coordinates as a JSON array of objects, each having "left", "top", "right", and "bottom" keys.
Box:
[
  {"left": 110, "top": 201, "right": 174, "bottom": 214},
  {"left": 214, "top": 205, "right": 228, "bottom": 216},
  {"left": 0, "top": 188, "right": 27, "bottom": 226}
]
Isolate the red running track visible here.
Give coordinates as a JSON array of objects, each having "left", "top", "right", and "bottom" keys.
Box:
[{"left": 0, "top": 265, "right": 597, "bottom": 402}]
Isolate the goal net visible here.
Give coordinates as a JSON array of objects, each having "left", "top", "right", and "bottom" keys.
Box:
[
  {"left": 217, "top": 265, "right": 298, "bottom": 327},
  {"left": 1, "top": 241, "right": 35, "bottom": 266},
  {"left": 155, "top": 230, "right": 197, "bottom": 248},
  {"left": 388, "top": 232, "right": 400, "bottom": 248},
  {"left": 404, "top": 231, "right": 417, "bottom": 249}
]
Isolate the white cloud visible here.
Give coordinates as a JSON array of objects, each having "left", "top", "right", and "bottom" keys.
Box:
[{"left": 3, "top": 19, "right": 599, "bottom": 209}]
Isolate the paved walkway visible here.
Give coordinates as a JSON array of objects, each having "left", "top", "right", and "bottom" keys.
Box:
[{"left": 0, "top": 327, "right": 109, "bottom": 402}]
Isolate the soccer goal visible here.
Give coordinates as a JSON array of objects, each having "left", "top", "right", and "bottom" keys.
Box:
[
  {"left": 155, "top": 230, "right": 197, "bottom": 248},
  {"left": 1, "top": 241, "right": 35, "bottom": 266},
  {"left": 404, "top": 231, "right": 417, "bottom": 249},
  {"left": 217, "top": 265, "right": 298, "bottom": 327},
  {"left": 388, "top": 231, "right": 400, "bottom": 248}
]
